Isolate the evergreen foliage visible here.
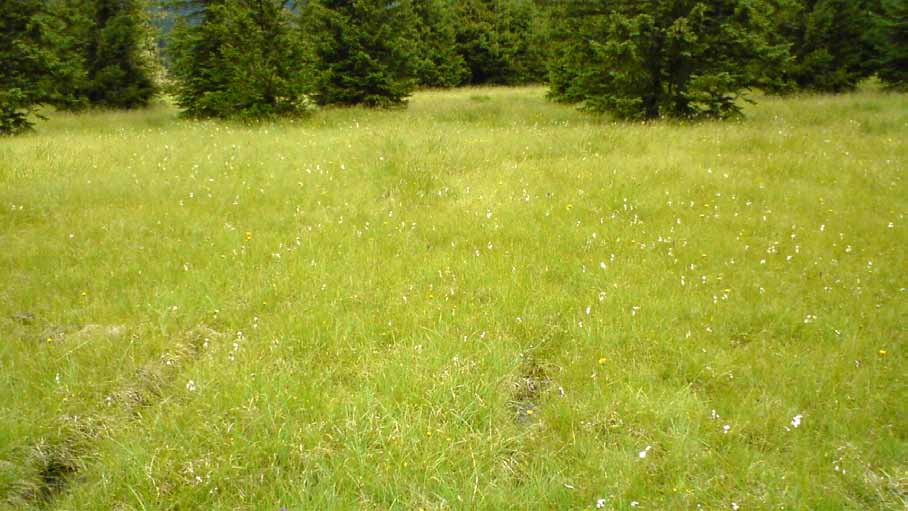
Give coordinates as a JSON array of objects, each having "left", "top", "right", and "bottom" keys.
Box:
[
  {"left": 873, "top": 0, "right": 908, "bottom": 89},
  {"left": 453, "top": 0, "right": 547, "bottom": 85},
  {"left": 168, "top": 0, "right": 311, "bottom": 118},
  {"left": 77, "top": 0, "right": 157, "bottom": 108},
  {"left": 547, "top": 0, "right": 788, "bottom": 120},
  {"left": 411, "top": 0, "right": 468, "bottom": 88},
  {"left": 0, "top": 0, "right": 84, "bottom": 134},
  {"left": 8, "top": 0, "right": 893, "bottom": 129},
  {"left": 306, "top": 0, "right": 417, "bottom": 107},
  {"left": 779, "top": 0, "right": 875, "bottom": 93},
  {"left": 545, "top": 1, "right": 594, "bottom": 104}
]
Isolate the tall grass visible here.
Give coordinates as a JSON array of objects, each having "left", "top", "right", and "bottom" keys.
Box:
[{"left": 1, "top": 86, "right": 906, "bottom": 510}]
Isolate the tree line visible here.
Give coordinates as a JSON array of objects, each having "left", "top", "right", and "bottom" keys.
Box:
[{"left": 1, "top": 0, "right": 906, "bottom": 134}]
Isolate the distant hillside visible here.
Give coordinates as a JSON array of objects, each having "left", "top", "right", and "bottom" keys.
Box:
[{"left": 148, "top": 4, "right": 195, "bottom": 51}]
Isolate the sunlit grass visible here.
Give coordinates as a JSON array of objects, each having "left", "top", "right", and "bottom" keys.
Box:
[{"left": 1, "top": 86, "right": 906, "bottom": 510}]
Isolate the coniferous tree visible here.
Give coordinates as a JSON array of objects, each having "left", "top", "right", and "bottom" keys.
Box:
[
  {"left": 1, "top": 0, "right": 84, "bottom": 134},
  {"left": 780, "top": 0, "right": 875, "bottom": 92},
  {"left": 168, "top": 0, "right": 311, "bottom": 118},
  {"left": 412, "top": 0, "right": 468, "bottom": 88},
  {"left": 453, "top": 0, "right": 547, "bottom": 85},
  {"left": 547, "top": 0, "right": 788, "bottom": 120},
  {"left": 873, "top": 0, "right": 908, "bottom": 89},
  {"left": 497, "top": 0, "right": 548, "bottom": 83},
  {"left": 452, "top": 0, "right": 502, "bottom": 84},
  {"left": 544, "top": 0, "right": 594, "bottom": 103},
  {"left": 306, "top": 0, "right": 417, "bottom": 107},
  {"left": 77, "top": 0, "right": 157, "bottom": 108}
]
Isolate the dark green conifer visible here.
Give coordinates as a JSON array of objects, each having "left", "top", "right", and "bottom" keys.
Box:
[
  {"left": 782, "top": 0, "right": 876, "bottom": 92},
  {"left": 306, "top": 0, "right": 418, "bottom": 107},
  {"left": 453, "top": 0, "right": 547, "bottom": 85},
  {"left": 79, "top": 0, "right": 157, "bottom": 108},
  {"left": 873, "top": 0, "right": 908, "bottom": 89},
  {"left": 168, "top": 0, "right": 311, "bottom": 118},
  {"left": 546, "top": 0, "right": 788, "bottom": 120},
  {"left": 0, "top": 0, "right": 83, "bottom": 134},
  {"left": 412, "top": 0, "right": 468, "bottom": 88}
]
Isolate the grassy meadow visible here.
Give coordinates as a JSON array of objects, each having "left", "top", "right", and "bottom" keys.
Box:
[{"left": 1, "top": 86, "right": 906, "bottom": 510}]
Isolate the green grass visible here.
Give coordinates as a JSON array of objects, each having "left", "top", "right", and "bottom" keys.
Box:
[{"left": 1, "top": 86, "right": 906, "bottom": 510}]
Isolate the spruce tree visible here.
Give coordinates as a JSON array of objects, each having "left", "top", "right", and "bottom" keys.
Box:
[
  {"left": 453, "top": 0, "right": 547, "bottom": 85},
  {"left": 452, "top": 0, "right": 502, "bottom": 84},
  {"left": 306, "top": 0, "right": 417, "bottom": 107},
  {"left": 412, "top": 0, "right": 468, "bottom": 88},
  {"left": 545, "top": 0, "right": 596, "bottom": 104},
  {"left": 874, "top": 0, "right": 908, "bottom": 89},
  {"left": 546, "top": 0, "right": 788, "bottom": 120},
  {"left": 78, "top": 0, "right": 157, "bottom": 108},
  {"left": 781, "top": 0, "right": 875, "bottom": 92},
  {"left": 168, "top": 0, "right": 311, "bottom": 118},
  {"left": 496, "top": 0, "right": 548, "bottom": 84},
  {"left": 1, "top": 0, "right": 83, "bottom": 134}
]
